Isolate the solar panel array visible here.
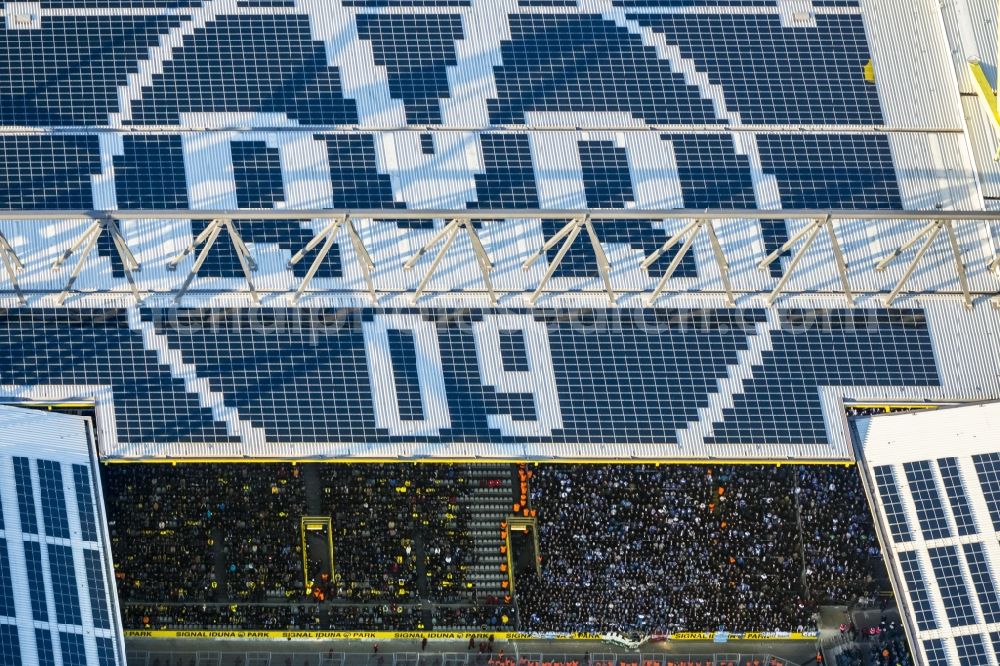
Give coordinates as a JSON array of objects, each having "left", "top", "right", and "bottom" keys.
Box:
[
  {"left": 0, "top": 408, "right": 124, "bottom": 666},
  {"left": 859, "top": 415, "right": 1000, "bottom": 666},
  {"left": 0, "top": 0, "right": 997, "bottom": 466}
]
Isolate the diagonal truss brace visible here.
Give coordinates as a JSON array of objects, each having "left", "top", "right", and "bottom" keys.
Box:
[
  {"left": 167, "top": 218, "right": 258, "bottom": 304},
  {"left": 0, "top": 231, "right": 25, "bottom": 304},
  {"left": 523, "top": 216, "right": 614, "bottom": 305},
  {"left": 404, "top": 218, "right": 496, "bottom": 304},
  {"left": 288, "top": 215, "right": 376, "bottom": 304},
  {"left": 52, "top": 217, "right": 141, "bottom": 305},
  {"left": 642, "top": 218, "right": 734, "bottom": 306},
  {"left": 876, "top": 219, "right": 973, "bottom": 309},
  {"left": 758, "top": 215, "right": 853, "bottom": 306}
]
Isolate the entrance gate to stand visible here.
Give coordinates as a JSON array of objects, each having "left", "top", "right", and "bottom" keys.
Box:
[
  {"left": 395, "top": 652, "right": 420, "bottom": 666},
  {"left": 321, "top": 653, "right": 346, "bottom": 666},
  {"left": 441, "top": 653, "right": 470, "bottom": 666},
  {"left": 301, "top": 516, "right": 335, "bottom": 594}
]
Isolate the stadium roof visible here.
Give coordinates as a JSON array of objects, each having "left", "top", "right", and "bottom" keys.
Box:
[
  {"left": 0, "top": 0, "right": 999, "bottom": 463},
  {"left": 0, "top": 406, "right": 126, "bottom": 666},
  {"left": 854, "top": 402, "right": 1000, "bottom": 666}
]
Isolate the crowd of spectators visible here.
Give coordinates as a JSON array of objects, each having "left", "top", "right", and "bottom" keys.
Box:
[
  {"left": 516, "top": 464, "right": 883, "bottom": 635},
  {"left": 103, "top": 465, "right": 221, "bottom": 603},
  {"left": 105, "top": 463, "right": 485, "bottom": 630},
  {"left": 318, "top": 465, "right": 473, "bottom": 602},
  {"left": 797, "top": 466, "right": 882, "bottom": 606},
  {"left": 218, "top": 465, "right": 307, "bottom": 602},
  {"left": 104, "top": 461, "right": 886, "bottom": 636},
  {"left": 122, "top": 602, "right": 425, "bottom": 631}
]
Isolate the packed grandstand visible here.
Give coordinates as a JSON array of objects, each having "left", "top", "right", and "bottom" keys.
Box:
[
  {"left": 101, "top": 461, "right": 880, "bottom": 635},
  {"left": 1, "top": 0, "right": 1000, "bottom": 664}
]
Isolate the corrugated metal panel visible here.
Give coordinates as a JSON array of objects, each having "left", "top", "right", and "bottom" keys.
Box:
[
  {"left": 961, "top": 95, "right": 1000, "bottom": 199},
  {"left": 937, "top": 0, "right": 997, "bottom": 95},
  {"left": 862, "top": 0, "right": 967, "bottom": 129},
  {"left": 855, "top": 402, "right": 1000, "bottom": 663},
  {"left": 858, "top": 400, "right": 1000, "bottom": 463}
]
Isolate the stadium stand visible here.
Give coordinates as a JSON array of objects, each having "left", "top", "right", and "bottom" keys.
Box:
[
  {"left": 101, "top": 461, "right": 886, "bottom": 635},
  {"left": 1, "top": 0, "right": 1000, "bottom": 662}
]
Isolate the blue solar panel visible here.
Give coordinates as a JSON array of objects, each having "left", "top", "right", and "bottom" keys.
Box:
[
  {"left": 22, "top": 541, "right": 50, "bottom": 622},
  {"left": 0, "top": 136, "right": 101, "bottom": 208},
  {"left": 420, "top": 134, "right": 435, "bottom": 155},
  {"left": 468, "top": 134, "right": 539, "bottom": 210},
  {"left": 71, "top": 465, "right": 99, "bottom": 543},
  {"left": 928, "top": 545, "right": 977, "bottom": 627},
  {"left": 707, "top": 310, "right": 937, "bottom": 445},
  {"left": 0, "top": 623, "right": 21, "bottom": 666},
  {"left": 36, "top": 460, "right": 71, "bottom": 540},
  {"left": 0, "top": 15, "right": 181, "bottom": 125},
  {"left": 631, "top": 13, "right": 881, "bottom": 124},
  {"left": 973, "top": 452, "right": 1000, "bottom": 531},
  {"left": 356, "top": 13, "right": 465, "bottom": 124},
  {"left": 59, "top": 632, "right": 88, "bottom": 666},
  {"left": 0, "top": 310, "right": 234, "bottom": 445},
  {"left": 499, "top": 330, "right": 530, "bottom": 372},
  {"left": 0, "top": 540, "right": 14, "bottom": 618},
  {"left": 922, "top": 639, "right": 949, "bottom": 666},
  {"left": 937, "top": 457, "right": 978, "bottom": 536},
  {"left": 113, "top": 136, "right": 189, "bottom": 209},
  {"left": 0, "top": 307, "right": 945, "bottom": 448},
  {"left": 96, "top": 637, "right": 117, "bottom": 666},
  {"left": 898, "top": 550, "right": 936, "bottom": 631},
  {"left": 34, "top": 629, "right": 56, "bottom": 666},
  {"left": 756, "top": 134, "right": 902, "bottom": 209},
  {"left": 387, "top": 329, "right": 425, "bottom": 421},
  {"left": 963, "top": 542, "right": 1000, "bottom": 624},
  {"left": 232, "top": 141, "right": 284, "bottom": 209},
  {"left": 82, "top": 549, "right": 111, "bottom": 630},
  {"left": 954, "top": 634, "right": 991, "bottom": 666},
  {"left": 129, "top": 15, "right": 359, "bottom": 125},
  {"left": 317, "top": 135, "right": 408, "bottom": 213},
  {"left": 903, "top": 460, "right": 952, "bottom": 540},
  {"left": 48, "top": 544, "right": 83, "bottom": 625},
  {"left": 12, "top": 457, "right": 38, "bottom": 535},
  {"left": 488, "top": 14, "right": 721, "bottom": 125},
  {"left": 991, "top": 632, "right": 1000, "bottom": 665},
  {"left": 873, "top": 465, "right": 913, "bottom": 542}
]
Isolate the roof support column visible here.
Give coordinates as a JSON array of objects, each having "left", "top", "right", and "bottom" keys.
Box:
[
  {"left": 524, "top": 217, "right": 586, "bottom": 305},
  {"left": 404, "top": 218, "right": 497, "bottom": 305},
  {"left": 645, "top": 218, "right": 701, "bottom": 305},
  {"left": 0, "top": 231, "right": 25, "bottom": 304},
  {"left": 168, "top": 218, "right": 259, "bottom": 304},
  {"left": 763, "top": 218, "right": 823, "bottom": 306},
  {"left": 53, "top": 217, "right": 142, "bottom": 305},
  {"left": 409, "top": 219, "right": 461, "bottom": 304},
  {"left": 877, "top": 220, "right": 943, "bottom": 307},
  {"left": 644, "top": 218, "right": 735, "bottom": 306}
]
